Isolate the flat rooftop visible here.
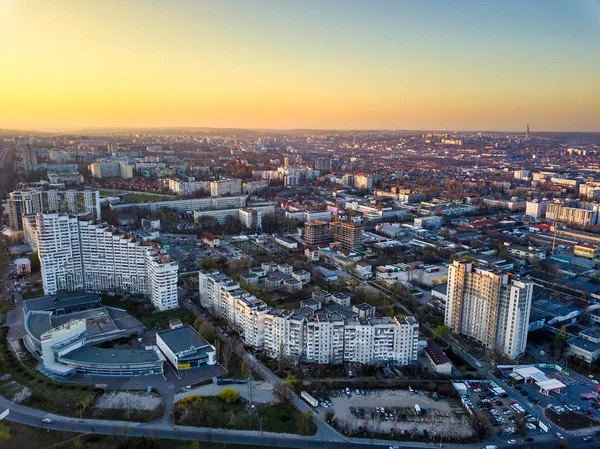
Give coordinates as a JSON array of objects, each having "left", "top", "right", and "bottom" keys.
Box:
[
  {"left": 157, "top": 325, "right": 211, "bottom": 354},
  {"left": 60, "top": 346, "right": 162, "bottom": 365},
  {"left": 23, "top": 293, "right": 102, "bottom": 314}
]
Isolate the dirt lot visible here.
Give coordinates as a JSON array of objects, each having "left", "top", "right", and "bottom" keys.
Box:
[
  {"left": 328, "top": 388, "right": 473, "bottom": 438},
  {"left": 546, "top": 409, "right": 600, "bottom": 430},
  {"left": 95, "top": 391, "right": 162, "bottom": 410}
]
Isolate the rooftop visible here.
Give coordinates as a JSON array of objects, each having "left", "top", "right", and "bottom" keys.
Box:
[
  {"left": 157, "top": 325, "right": 211, "bottom": 355},
  {"left": 23, "top": 293, "right": 102, "bottom": 314},
  {"left": 60, "top": 346, "right": 162, "bottom": 365},
  {"left": 425, "top": 339, "right": 451, "bottom": 366}
]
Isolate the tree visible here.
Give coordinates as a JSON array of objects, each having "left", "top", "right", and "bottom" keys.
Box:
[
  {"left": 285, "top": 372, "right": 297, "bottom": 390},
  {"left": 433, "top": 325, "right": 449, "bottom": 342},
  {"left": 241, "top": 360, "right": 252, "bottom": 378},
  {"left": 220, "top": 344, "right": 233, "bottom": 368},
  {"left": 297, "top": 411, "right": 314, "bottom": 435},
  {"left": 324, "top": 408, "right": 335, "bottom": 423},
  {"left": 515, "top": 417, "right": 527, "bottom": 437},
  {"left": 273, "top": 381, "right": 292, "bottom": 405},
  {"left": 218, "top": 387, "right": 239, "bottom": 404},
  {"left": 194, "top": 319, "right": 216, "bottom": 343},
  {"left": 201, "top": 257, "right": 219, "bottom": 270}
]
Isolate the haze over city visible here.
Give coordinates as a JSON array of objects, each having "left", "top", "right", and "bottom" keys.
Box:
[{"left": 1, "top": 0, "right": 599, "bottom": 132}]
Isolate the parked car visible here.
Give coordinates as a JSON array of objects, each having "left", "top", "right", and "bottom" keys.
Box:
[{"left": 556, "top": 432, "right": 565, "bottom": 440}]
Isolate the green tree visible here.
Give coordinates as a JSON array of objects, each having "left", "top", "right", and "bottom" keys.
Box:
[
  {"left": 218, "top": 387, "right": 239, "bottom": 404},
  {"left": 285, "top": 372, "right": 297, "bottom": 390},
  {"left": 194, "top": 319, "right": 216, "bottom": 343},
  {"left": 433, "top": 325, "right": 450, "bottom": 342},
  {"left": 201, "top": 257, "right": 219, "bottom": 270}
]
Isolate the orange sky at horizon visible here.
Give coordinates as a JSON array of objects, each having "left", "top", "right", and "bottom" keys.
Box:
[{"left": 1, "top": 0, "right": 599, "bottom": 132}]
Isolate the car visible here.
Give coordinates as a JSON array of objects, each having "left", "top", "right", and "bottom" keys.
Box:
[
  {"left": 583, "top": 436, "right": 593, "bottom": 442},
  {"left": 556, "top": 432, "right": 565, "bottom": 440},
  {"left": 389, "top": 446, "right": 400, "bottom": 449},
  {"left": 525, "top": 437, "right": 534, "bottom": 442},
  {"left": 345, "top": 388, "right": 351, "bottom": 395},
  {"left": 507, "top": 440, "right": 517, "bottom": 445},
  {"left": 355, "top": 389, "right": 361, "bottom": 395},
  {"left": 376, "top": 391, "right": 380, "bottom": 396},
  {"left": 42, "top": 418, "right": 52, "bottom": 423}
]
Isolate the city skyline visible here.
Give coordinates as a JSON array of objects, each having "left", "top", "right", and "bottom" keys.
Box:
[{"left": 1, "top": 0, "right": 600, "bottom": 132}]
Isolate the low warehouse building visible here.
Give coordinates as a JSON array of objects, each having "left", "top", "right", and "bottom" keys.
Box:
[{"left": 156, "top": 325, "right": 216, "bottom": 372}]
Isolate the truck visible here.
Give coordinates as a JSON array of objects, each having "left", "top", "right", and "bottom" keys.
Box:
[
  {"left": 301, "top": 391, "right": 319, "bottom": 408},
  {"left": 415, "top": 404, "right": 422, "bottom": 415},
  {"left": 216, "top": 378, "right": 248, "bottom": 385}
]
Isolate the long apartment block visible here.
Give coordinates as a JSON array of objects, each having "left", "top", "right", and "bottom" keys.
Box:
[
  {"left": 199, "top": 269, "right": 419, "bottom": 366},
  {"left": 25, "top": 212, "right": 178, "bottom": 311}
]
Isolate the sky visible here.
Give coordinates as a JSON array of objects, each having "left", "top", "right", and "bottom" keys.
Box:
[{"left": 0, "top": 0, "right": 599, "bottom": 132}]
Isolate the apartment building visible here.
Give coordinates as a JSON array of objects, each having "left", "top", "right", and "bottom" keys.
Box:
[
  {"left": 445, "top": 260, "right": 533, "bottom": 359},
  {"left": 194, "top": 205, "right": 275, "bottom": 229},
  {"left": 167, "top": 179, "right": 209, "bottom": 195},
  {"left": 580, "top": 183, "right": 600, "bottom": 201},
  {"left": 242, "top": 180, "right": 269, "bottom": 195},
  {"left": 201, "top": 270, "right": 419, "bottom": 365},
  {"left": 525, "top": 200, "right": 552, "bottom": 218},
  {"left": 546, "top": 202, "right": 600, "bottom": 226},
  {"left": 210, "top": 178, "right": 242, "bottom": 197},
  {"left": 111, "top": 195, "right": 247, "bottom": 214},
  {"left": 90, "top": 160, "right": 134, "bottom": 179},
  {"left": 331, "top": 220, "right": 364, "bottom": 251},
  {"left": 8, "top": 188, "right": 101, "bottom": 230},
  {"left": 26, "top": 213, "right": 178, "bottom": 311},
  {"left": 354, "top": 174, "right": 374, "bottom": 190}
]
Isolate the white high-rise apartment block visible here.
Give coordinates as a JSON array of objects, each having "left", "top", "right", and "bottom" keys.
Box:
[
  {"left": 354, "top": 174, "right": 374, "bottom": 190},
  {"left": 8, "top": 188, "right": 101, "bottom": 230},
  {"left": 580, "top": 183, "right": 600, "bottom": 201},
  {"left": 546, "top": 202, "right": 600, "bottom": 226},
  {"left": 445, "top": 260, "right": 532, "bottom": 359},
  {"left": 210, "top": 178, "right": 242, "bottom": 197},
  {"left": 28, "top": 213, "right": 178, "bottom": 311},
  {"left": 200, "top": 270, "right": 419, "bottom": 365},
  {"left": 525, "top": 200, "right": 551, "bottom": 218}
]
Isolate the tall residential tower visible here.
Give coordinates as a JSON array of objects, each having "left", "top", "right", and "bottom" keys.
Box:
[{"left": 445, "top": 260, "right": 532, "bottom": 359}]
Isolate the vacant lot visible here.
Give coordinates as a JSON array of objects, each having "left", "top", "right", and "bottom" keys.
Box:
[
  {"left": 86, "top": 390, "right": 164, "bottom": 422},
  {"left": 175, "top": 381, "right": 275, "bottom": 404},
  {"left": 546, "top": 409, "right": 600, "bottom": 430}
]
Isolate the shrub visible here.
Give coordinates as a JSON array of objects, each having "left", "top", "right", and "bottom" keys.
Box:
[{"left": 218, "top": 387, "right": 239, "bottom": 404}]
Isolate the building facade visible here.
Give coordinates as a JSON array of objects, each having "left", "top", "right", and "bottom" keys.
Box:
[
  {"left": 26, "top": 213, "right": 178, "bottom": 311},
  {"left": 445, "top": 260, "right": 533, "bottom": 359},
  {"left": 8, "top": 188, "right": 101, "bottom": 230}
]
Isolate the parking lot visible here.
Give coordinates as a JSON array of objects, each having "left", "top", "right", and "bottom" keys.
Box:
[
  {"left": 311, "top": 387, "right": 473, "bottom": 439},
  {"left": 461, "top": 380, "right": 546, "bottom": 440},
  {"left": 492, "top": 366, "right": 600, "bottom": 432}
]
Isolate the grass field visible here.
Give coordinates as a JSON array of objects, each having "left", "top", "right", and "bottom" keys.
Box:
[
  {"left": 175, "top": 396, "right": 316, "bottom": 435},
  {"left": 98, "top": 189, "right": 127, "bottom": 197},
  {"left": 120, "top": 192, "right": 174, "bottom": 203},
  {"left": 0, "top": 327, "right": 97, "bottom": 416}
]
